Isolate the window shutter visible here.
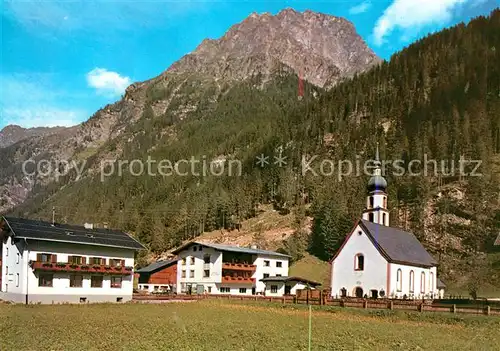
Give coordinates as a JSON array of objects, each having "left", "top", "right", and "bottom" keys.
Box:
[
  {"left": 37, "top": 253, "right": 42, "bottom": 261},
  {"left": 101, "top": 258, "right": 106, "bottom": 265},
  {"left": 68, "top": 255, "right": 73, "bottom": 263},
  {"left": 51, "top": 254, "right": 57, "bottom": 263},
  {"left": 82, "top": 257, "right": 86, "bottom": 264},
  {"left": 121, "top": 259, "right": 125, "bottom": 267}
]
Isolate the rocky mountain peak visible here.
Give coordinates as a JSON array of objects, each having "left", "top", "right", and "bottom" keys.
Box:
[
  {"left": 168, "top": 9, "right": 380, "bottom": 87},
  {"left": 0, "top": 125, "right": 66, "bottom": 148}
]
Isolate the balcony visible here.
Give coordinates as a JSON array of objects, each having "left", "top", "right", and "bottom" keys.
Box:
[
  {"left": 222, "top": 263, "right": 256, "bottom": 272},
  {"left": 222, "top": 276, "right": 255, "bottom": 284},
  {"left": 30, "top": 261, "right": 133, "bottom": 275}
]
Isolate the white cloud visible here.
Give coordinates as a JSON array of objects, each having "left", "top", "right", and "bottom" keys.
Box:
[
  {"left": 349, "top": 1, "right": 372, "bottom": 15},
  {"left": 0, "top": 74, "right": 86, "bottom": 129},
  {"left": 372, "top": 0, "right": 468, "bottom": 46},
  {"left": 86, "top": 68, "right": 131, "bottom": 97}
]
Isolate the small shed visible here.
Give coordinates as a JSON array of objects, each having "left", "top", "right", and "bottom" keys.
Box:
[
  {"left": 136, "top": 258, "right": 178, "bottom": 293},
  {"left": 260, "top": 276, "right": 321, "bottom": 296}
]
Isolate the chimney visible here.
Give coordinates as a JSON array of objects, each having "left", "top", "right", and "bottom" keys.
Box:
[{"left": 84, "top": 223, "right": 94, "bottom": 230}]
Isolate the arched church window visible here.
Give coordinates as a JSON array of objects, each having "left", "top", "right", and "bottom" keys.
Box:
[
  {"left": 354, "top": 254, "right": 364, "bottom": 271},
  {"left": 430, "top": 272, "right": 434, "bottom": 292},
  {"left": 382, "top": 213, "right": 386, "bottom": 225},
  {"left": 383, "top": 197, "right": 387, "bottom": 208},
  {"left": 396, "top": 269, "right": 402, "bottom": 292},
  {"left": 369, "top": 196, "right": 374, "bottom": 209},
  {"left": 421, "top": 272, "right": 425, "bottom": 293},
  {"left": 409, "top": 270, "right": 414, "bottom": 293},
  {"left": 369, "top": 213, "right": 374, "bottom": 222}
]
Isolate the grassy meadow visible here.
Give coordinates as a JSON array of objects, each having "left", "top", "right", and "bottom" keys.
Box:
[{"left": 1, "top": 300, "right": 500, "bottom": 350}]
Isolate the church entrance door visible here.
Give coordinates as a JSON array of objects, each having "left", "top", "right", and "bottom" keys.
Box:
[{"left": 354, "top": 287, "right": 363, "bottom": 298}]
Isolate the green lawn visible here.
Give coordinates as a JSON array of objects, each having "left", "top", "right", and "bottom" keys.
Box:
[{"left": 2, "top": 300, "right": 499, "bottom": 350}]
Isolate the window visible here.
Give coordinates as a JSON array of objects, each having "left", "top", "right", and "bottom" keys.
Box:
[
  {"left": 369, "top": 213, "right": 374, "bottom": 222},
  {"left": 220, "top": 287, "right": 230, "bottom": 293},
  {"left": 276, "top": 261, "right": 282, "bottom": 268},
  {"left": 192, "top": 246, "right": 197, "bottom": 252},
  {"left": 68, "top": 256, "right": 83, "bottom": 264},
  {"left": 207, "top": 286, "right": 212, "bottom": 293},
  {"left": 270, "top": 285, "right": 278, "bottom": 294},
  {"left": 109, "top": 259, "right": 122, "bottom": 267},
  {"left": 70, "top": 275, "right": 83, "bottom": 288},
  {"left": 16, "top": 253, "right": 20, "bottom": 264},
  {"left": 203, "top": 270, "right": 210, "bottom": 278},
  {"left": 190, "top": 257, "right": 195, "bottom": 265},
  {"left": 39, "top": 253, "right": 53, "bottom": 263},
  {"left": 189, "top": 270, "right": 195, "bottom": 278},
  {"left": 396, "top": 269, "right": 402, "bottom": 292},
  {"left": 263, "top": 273, "right": 270, "bottom": 278},
  {"left": 430, "top": 272, "right": 434, "bottom": 291},
  {"left": 421, "top": 272, "right": 425, "bottom": 293},
  {"left": 239, "top": 288, "right": 246, "bottom": 294},
  {"left": 91, "top": 276, "right": 103, "bottom": 288},
  {"left": 409, "top": 270, "right": 415, "bottom": 293},
  {"left": 354, "top": 254, "right": 364, "bottom": 271},
  {"left": 369, "top": 196, "right": 374, "bottom": 208},
  {"left": 203, "top": 255, "right": 210, "bottom": 264},
  {"left": 382, "top": 213, "right": 386, "bottom": 225},
  {"left": 111, "top": 277, "right": 122, "bottom": 289},
  {"left": 181, "top": 257, "right": 186, "bottom": 265},
  {"left": 39, "top": 274, "right": 53, "bottom": 287},
  {"left": 90, "top": 257, "right": 104, "bottom": 265},
  {"left": 5, "top": 247, "right": 8, "bottom": 256},
  {"left": 383, "top": 197, "right": 387, "bottom": 208},
  {"left": 276, "top": 274, "right": 282, "bottom": 277},
  {"left": 16, "top": 273, "right": 19, "bottom": 287},
  {"left": 181, "top": 270, "right": 186, "bottom": 278},
  {"left": 264, "top": 260, "right": 270, "bottom": 267}
]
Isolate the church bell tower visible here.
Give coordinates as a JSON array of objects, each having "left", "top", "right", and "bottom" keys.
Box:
[{"left": 362, "top": 144, "right": 389, "bottom": 226}]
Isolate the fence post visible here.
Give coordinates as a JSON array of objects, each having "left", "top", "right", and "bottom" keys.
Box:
[
  {"left": 340, "top": 299, "right": 345, "bottom": 308},
  {"left": 389, "top": 301, "right": 393, "bottom": 310},
  {"left": 485, "top": 306, "right": 491, "bottom": 316},
  {"left": 319, "top": 291, "right": 323, "bottom": 306},
  {"left": 452, "top": 304, "right": 456, "bottom": 314},
  {"left": 363, "top": 300, "right": 368, "bottom": 309},
  {"left": 419, "top": 303, "right": 423, "bottom": 312}
]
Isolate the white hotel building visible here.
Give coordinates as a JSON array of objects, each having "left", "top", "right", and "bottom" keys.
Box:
[
  {"left": 0, "top": 216, "right": 144, "bottom": 304},
  {"left": 171, "top": 241, "right": 314, "bottom": 296}
]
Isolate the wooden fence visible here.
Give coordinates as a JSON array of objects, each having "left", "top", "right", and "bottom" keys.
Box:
[{"left": 132, "top": 293, "right": 500, "bottom": 316}]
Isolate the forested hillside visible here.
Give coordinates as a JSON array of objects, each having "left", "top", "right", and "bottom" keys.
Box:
[{"left": 8, "top": 10, "right": 500, "bottom": 293}]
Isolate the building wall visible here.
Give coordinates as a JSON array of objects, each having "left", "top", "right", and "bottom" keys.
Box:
[
  {"left": 253, "top": 256, "right": 289, "bottom": 293},
  {"left": 138, "top": 263, "right": 177, "bottom": 293},
  {"left": 0, "top": 236, "right": 26, "bottom": 296},
  {"left": 2, "top": 239, "right": 136, "bottom": 304},
  {"left": 330, "top": 224, "right": 388, "bottom": 297},
  {"left": 388, "top": 263, "right": 438, "bottom": 299}
]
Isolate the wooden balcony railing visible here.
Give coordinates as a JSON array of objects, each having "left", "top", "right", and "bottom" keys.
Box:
[
  {"left": 222, "top": 263, "right": 256, "bottom": 272},
  {"left": 222, "top": 276, "right": 255, "bottom": 284},
  {"left": 30, "top": 261, "right": 133, "bottom": 275}
]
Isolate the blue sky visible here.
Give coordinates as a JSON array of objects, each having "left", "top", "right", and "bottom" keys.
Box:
[{"left": 1, "top": 0, "right": 498, "bottom": 129}]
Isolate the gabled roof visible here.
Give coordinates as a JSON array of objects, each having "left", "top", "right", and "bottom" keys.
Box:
[
  {"left": 136, "top": 259, "right": 178, "bottom": 273},
  {"left": 171, "top": 241, "right": 290, "bottom": 258},
  {"left": 260, "top": 276, "right": 321, "bottom": 287},
  {"left": 2, "top": 216, "right": 145, "bottom": 250},
  {"left": 437, "top": 278, "right": 446, "bottom": 289},
  {"left": 494, "top": 232, "right": 500, "bottom": 246},
  {"left": 331, "top": 219, "right": 437, "bottom": 268}
]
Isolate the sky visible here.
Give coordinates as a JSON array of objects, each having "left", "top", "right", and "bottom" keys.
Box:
[{"left": 1, "top": 0, "right": 498, "bottom": 130}]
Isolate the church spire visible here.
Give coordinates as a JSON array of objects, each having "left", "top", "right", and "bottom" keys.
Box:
[{"left": 362, "top": 144, "right": 390, "bottom": 226}]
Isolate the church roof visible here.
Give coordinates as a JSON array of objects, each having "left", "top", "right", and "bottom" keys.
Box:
[{"left": 359, "top": 219, "right": 438, "bottom": 267}]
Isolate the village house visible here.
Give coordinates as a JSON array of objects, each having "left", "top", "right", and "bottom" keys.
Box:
[
  {"left": 171, "top": 241, "right": 296, "bottom": 296},
  {"left": 0, "top": 216, "right": 144, "bottom": 304},
  {"left": 330, "top": 147, "right": 444, "bottom": 300},
  {"left": 137, "top": 258, "right": 178, "bottom": 293}
]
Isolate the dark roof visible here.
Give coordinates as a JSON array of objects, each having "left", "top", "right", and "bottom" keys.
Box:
[
  {"left": 260, "top": 276, "right": 321, "bottom": 287},
  {"left": 2, "top": 216, "right": 145, "bottom": 250},
  {"left": 494, "top": 233, "right": 500, "bottom": 246},
  {"left": 136, "top": 259, "right": 178, "bottom": 273},
  {"left": 171, "top": 241, "right": 290, "bottom": 258},
  {"left": 335, "top": 219, "right": 437, "bottom": 267},
  {"left": 437, "top": 278, "right": 446, "bottom": 289}
]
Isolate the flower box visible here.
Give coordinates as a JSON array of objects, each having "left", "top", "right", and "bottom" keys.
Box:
[{"left": 56, "top": 262, "right": 67, "bottom": 267}]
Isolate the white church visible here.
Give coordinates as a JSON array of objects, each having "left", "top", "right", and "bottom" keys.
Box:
[{"left": 330, "top": 148, "right": 444, "bottom": 300}]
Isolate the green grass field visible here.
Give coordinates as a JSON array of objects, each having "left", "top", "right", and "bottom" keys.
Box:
[{"left": 1, "top": 300, "right": 499, "bottom": 350}]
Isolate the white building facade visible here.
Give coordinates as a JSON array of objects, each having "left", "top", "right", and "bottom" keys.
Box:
[
  {"left": 330, "top": 148, "right": 442, "bottom": 299},
  {"left": 0, "top": 217, "right": 144, "bottom": 304},
  {"left": 172, "top": 242, "right": 290, "bottom": 296}
]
